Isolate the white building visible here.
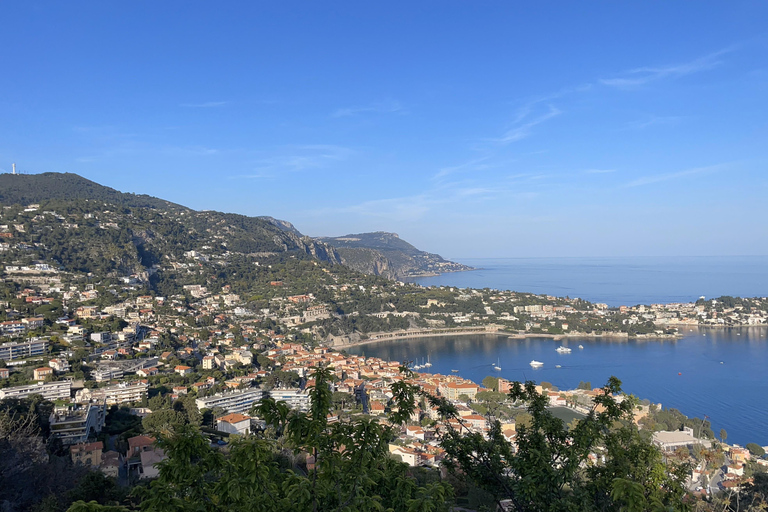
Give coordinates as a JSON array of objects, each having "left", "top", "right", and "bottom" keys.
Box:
[
  {"left": 49, "top": 403, "right": 106, "bottom": 445},
  {"left": 0, "top": 338, "right": 49, "bottom": 361},
  {"left": 652, "top": 427, "right": 712, "bottom": 451},
  {"left": 216, "top": 413, "right": 251, "bottom": 435},
  {"left": 0, "top": 380, "right": 71, "bottom": 401},
  {"left": 92, "top": 367, "right": 125, "bottom": 382},
  {"left": 76, "top": 381, "right": 149, "bottom": 405},
  {"left": 48, "top": 358, "right": 71, "bottom": 373},
  {"left": 195, "top": 387, "right": 264, "bottom": 414},
  {"left": 269, "top": 388, "right": 310, "bottom": 412}
]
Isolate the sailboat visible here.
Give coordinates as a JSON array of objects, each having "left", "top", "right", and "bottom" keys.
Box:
[
  {"left": 493, "top": 358, "right": 501, "bottom": 371},
  {"left": 424, "top": 355, "right": 432, "bottom": 368}
]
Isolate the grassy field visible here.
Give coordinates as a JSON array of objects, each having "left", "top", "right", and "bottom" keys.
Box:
[{"left": 549, "top": 406, "right": 586, "bottom": 424}]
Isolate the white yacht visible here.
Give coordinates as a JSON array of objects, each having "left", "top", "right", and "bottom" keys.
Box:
[
  {"left": 529, "top": 360, "right": 543, "bottom": 368},
  {"left": 493, "top": 358, "right": 501, "bottom": 371},
  {"left": 424, "top": 355, "right": 432, "bottom": 368},
  {"left": 556, "top": 346, "right": 572, "bottom": 354},
  {"left": 578, "top": 345, "right": 584, "bottom": 349}
]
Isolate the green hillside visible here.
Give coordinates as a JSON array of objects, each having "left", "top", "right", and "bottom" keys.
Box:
[
  {"left": 0, "top": 172, "right": 184, "bottom": 210},
  {"left": 319, "top": 232, "right": 473, "bottom": 279}
]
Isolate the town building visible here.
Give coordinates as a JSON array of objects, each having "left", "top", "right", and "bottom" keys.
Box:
[
  {"left": 33, "top": 367, "right": 54, "bottom": 381},
  {"left": 269, "top": 388, "right": 311, "bottom": 412},
  {"left": 216, "top": 413, "right": 251, "bottom": 435},
  {"left": 195, "top": 387, "right": 265, "bottom": 414},
  {"left": 76, "top": 381, "right": 149, "bottom": 405},
  {"left": 652, "top": 427, "right": 712, "bottom": 451},
  {"left": 49, "top": 403, "right": 106, "bottom": 445},
  {"left": 0, "top": 380, "right": 71, "bottom": 400},
  {"left": 70, "top": 441, "right": 104, "bottom": 467},
  {"left": 92, "top": 367, "right": 124, "bottom": 382},
  {"left": 48, "top": 358, "right": 71, "bottom": 373},
  {"left": 0, "top": 338, "right": 49, "bottom": 361},
  {"left": 439, "top": 381, "right": 479, "bottom": 401}
]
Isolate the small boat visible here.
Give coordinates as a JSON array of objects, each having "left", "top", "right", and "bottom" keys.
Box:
[
  {"left": 555, "top": 365, "right": 561, "bottom": 368},
  {"left": 451, "top": 369, "right": 459, "bottom": 373},
  {"left": 493, "top": 358, "right": 501, "bottom": 371},
  {"left": 424, "top": 355, "right": 432, "bottom": 368},
  {"left": 556, "top": 346, "right": 572, "bottom": 354},
  {"left": 530, "top": 360, "right": 543, "bottom": 368},
  {"left": 578, "top": 345, "right": 584, "bottom": 349}
]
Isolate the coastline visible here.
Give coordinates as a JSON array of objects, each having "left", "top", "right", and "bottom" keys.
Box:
[{"left": 332, "top": 327, "right": 682, "bottom": 349}]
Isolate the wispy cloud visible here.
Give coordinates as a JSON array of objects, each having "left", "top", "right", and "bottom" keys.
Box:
[
  {"left": 584, "top": 168, "right": 616, "bottom": 174},
  {"left": 623, "top": 164, "right": 729, "bottom": 188},
  {"left": 332, "top": 100, "right": 404, "bottom": 118},
  {"left": 433, "top": 157, "right": 493, "bottom": 180},
  {"left": 180, "top": 101, "right": 229, "bottom": 108},
  {"left": 312, "top": 180, "right": 501, "bottom": 221},
  {"left": 495, "top": 104, "right": 562, "bottom": 144},
  {"left": 162, "top": 146, "right": 219, "bottom": 156},
  {"left": 600, "top": 48, "right": 733, "bottom": 88},
  {"left": 229, "top": 173, "right": 272, "bottom": 180},
  {"left": 623, "top": 115, "right": 684, "bottom": 130},
  {"left": 236, "top": 144, "right": 354, "bottom": 178},
  {"left": 321, "top": 194, "right": 433, "bottom": 221}
]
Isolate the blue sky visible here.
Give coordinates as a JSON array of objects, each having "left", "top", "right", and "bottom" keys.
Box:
[{"left": 1, "top": 2, "right": 766, "bottom": 258}]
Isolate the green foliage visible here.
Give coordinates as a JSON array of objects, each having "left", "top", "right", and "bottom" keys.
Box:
[
  {"left": 126, "top": 366, "right": 454, "bottom": 512},
  {"left": 427, "top": 377, "right": 690, "bottom": 511},
  {"left": 482, "top": 376, "right": 499, "bottom": 391},
  {"left": 67, "top": 502, "right": 130, "bottom": 512},
  {"left": 262, "top": 370, "right": 300, "bottom": 390},
  {"left": 640, "top": 406, "right": 714, "bottom": 439},
  {"left": 746, "top": 442, "right": 766, "bottom": 457}
]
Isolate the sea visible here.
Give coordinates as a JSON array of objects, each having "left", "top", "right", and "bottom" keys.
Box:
[
  {"left": 350, "top": 256, "right": 768, "bottom": 447},
  {"left": 406, "top": 256, "right": 768, "bottom": 307}
]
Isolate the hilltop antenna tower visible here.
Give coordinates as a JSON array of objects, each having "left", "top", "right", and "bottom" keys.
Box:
[{"left": 12, "top": 163, "right": 16, "bottom": 174}]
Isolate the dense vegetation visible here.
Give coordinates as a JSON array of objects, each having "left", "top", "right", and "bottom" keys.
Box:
[
  {"left": 320, "top": 231, "right": 473, "bottom": 279},
  {"left": 0, "top": 173, "right": 183, "bottom": 210},
  {"left": 3, "top": 372, "right": 694, "bottom": 512}
]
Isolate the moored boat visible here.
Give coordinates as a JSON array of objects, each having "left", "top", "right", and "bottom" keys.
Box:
[{"left": 529, "top": 360, "right": 543, "bottom": 368}]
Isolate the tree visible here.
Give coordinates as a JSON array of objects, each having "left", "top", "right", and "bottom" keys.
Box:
[
  {"left": 746, "top": 442, "right": 766, "bottom": 457},
  {"left": 126, "top": 366, "right": 454, "bottom": 512},
  {"left": 482, "top": 376, "right": 499, "bottom": 392},
  {"left": 331, "top": 391, "right": 355, "bottom": 411},
  {"left": 426, "top": 377, "right": 690, "bottom": 512},
  {"left": 720, "top": 428, "right": 728, "bottom": 443},
  {"left": 141, "top": 409, "right": 185, "bottom": 436}
]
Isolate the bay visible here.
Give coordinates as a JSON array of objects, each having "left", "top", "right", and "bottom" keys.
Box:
[
  {"left": 348, "top": 327, "right": 768, "bottom": 447},
  {"left": 406, "top": 256, "right": 768, "bottom": 307}
]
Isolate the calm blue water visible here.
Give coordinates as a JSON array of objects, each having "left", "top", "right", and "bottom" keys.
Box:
[
  {"left": 408, "top": 256, "right": 768, "bottom": 307},
  {"left": 349, "top": 328, "right": 768, "bottom": 447}
]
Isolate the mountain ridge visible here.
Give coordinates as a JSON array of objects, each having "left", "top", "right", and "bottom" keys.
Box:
[
  {"left": 0, "top": 172, "right": 471, "bottom": 280},
  {"left": 318, "top": 231, "right": 473, "bottom": 279}
]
